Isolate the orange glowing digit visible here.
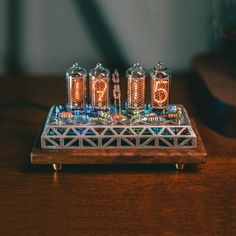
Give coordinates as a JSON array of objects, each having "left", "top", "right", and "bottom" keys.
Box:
[
  {"left": 93, "top": 79, "right": 107, "bottom": 102},
  {"left": 75, "top": 80, "right": 81, "bottom": 101},
  {"left": 154, "top": 80, "right": 168, "bottom": 103},
  {"left": 134, "top": 81, "right": 138, "bottom": 101}
]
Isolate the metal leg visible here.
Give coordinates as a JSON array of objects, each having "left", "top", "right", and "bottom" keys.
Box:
[
  {"left": 52, "top": 164, "right": 62, "bottom": 171},
  {"left": 175, "top": 163, "right": 184, "bottom": 170}
]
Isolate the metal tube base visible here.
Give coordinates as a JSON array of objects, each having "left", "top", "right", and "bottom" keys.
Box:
[
  {"left": 52, "top": 164, "right": 62, "bottom": 171},
  {"left": 175, "top": 163, "right": 184, "bottom": 170}
]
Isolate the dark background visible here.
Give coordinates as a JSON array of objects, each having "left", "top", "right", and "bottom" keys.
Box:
[{"left": 0, "top": 0, "right": 235, "bottom": 75}]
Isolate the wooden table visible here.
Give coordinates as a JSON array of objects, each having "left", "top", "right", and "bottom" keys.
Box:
[{"left": 0, "top": 75, "right": 236, "bottom": 236}]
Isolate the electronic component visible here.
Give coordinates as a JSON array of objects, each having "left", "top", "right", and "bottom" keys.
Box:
[
  {"left": 112, "top": 69, "right": 121, "bottom": 116},
  {"left": 36, "top": 62, "right": 203, "bottom": 172},
  {"left": 89, "top": 63, "right": 110, "bottom": 110},
  {"left": 150, "top": 62, "right": 170, "bottom": 110},
  {"left": 126, "top": 63, "right": 146, "bottom": 112},
  {"left": 66, "top": 63, "right": 87, "bottom": 110}
]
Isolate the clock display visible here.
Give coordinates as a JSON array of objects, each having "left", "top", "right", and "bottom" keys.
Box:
[{"left": 151, "top": 79, "right": 169, "bottom": 109}]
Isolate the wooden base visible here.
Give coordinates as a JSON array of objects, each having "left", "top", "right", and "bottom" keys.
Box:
[{"left": 31, "top": 119, "right": 207, "bottom": 171}]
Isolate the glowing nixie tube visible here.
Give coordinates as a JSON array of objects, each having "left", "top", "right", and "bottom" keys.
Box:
[
  {"left": 126, "top": 63, "right": 146, "bottom": 111},
  {"left": 89, "top": 63, "right": 110, "bottom": 110},
  {"left": 150, "top": 62, "right": 170, "bottom": 110},
  {"left": 66, "top": 63, "right": 87, "bottom": 110}
]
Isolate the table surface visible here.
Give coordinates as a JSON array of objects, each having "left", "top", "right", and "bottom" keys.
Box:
[{"left": 0, "top": 75, "right": 236, "bottom": 236}]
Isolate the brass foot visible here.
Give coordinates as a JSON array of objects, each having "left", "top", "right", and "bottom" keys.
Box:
[
  {"left": 175, "top": 163, "right": 184, "bottom": 170},
  {"left": 52, "top": 164, "right": 62, "bottom": 171}
]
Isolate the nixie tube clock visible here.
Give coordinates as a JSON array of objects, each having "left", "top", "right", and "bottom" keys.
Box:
[
  {"left": 89, "top": 63, "right": 110, "bottom": 110},
  {"left": 126, "top": 63, "right": 146, "bottom": 111},
  {"left": 150, "top": 62, "right": 171, "bottom": 110},
  {"left": 66, "top": 63, "right": 87, "bottom": 110}
]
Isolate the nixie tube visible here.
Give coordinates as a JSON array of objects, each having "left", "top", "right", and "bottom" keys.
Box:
[
  {"left": 126, "top": 63, "right": 146, "bottom": 111},
  {"left": 150, "top": 62, "right": 170, "bottom": 110},
  {"left": 89, "top": 63, "right": 110, "bottom": 110},
  {"left": 66, "top": 63, "right": 87, "bottom": 110}
]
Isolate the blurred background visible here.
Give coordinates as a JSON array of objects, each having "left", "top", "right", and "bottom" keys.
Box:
[
  {"left": 0, "top": 0, "right": 235, "bottom": 75},
  {"left": 0, "top": 0, "right": 235, "bottom": 137}
]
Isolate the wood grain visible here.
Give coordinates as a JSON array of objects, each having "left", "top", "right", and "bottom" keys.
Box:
[{"left": 0, "top": 75, "right": 235, "bottom": 236}]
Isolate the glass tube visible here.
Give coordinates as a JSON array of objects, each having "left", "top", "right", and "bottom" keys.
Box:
[
  {"left": 150, "top": 62, "right": 170, "bottom": 110},
  {"left": 126, "top": 63, "right": 146, "bottom": 111},
  {"left": 66, "top": 63, "right": 87, "bottom": 110},
  {"left": 89, "top": 63, "right": 110, "bottom": 110}
]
